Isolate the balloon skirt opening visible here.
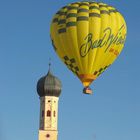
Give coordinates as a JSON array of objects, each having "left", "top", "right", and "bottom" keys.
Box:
[
  {"left": 78, "top": 74, "right": 96, "bottom": 87},
  {"left": 83, "top": 87, "right": 93, "bottom": 95}
]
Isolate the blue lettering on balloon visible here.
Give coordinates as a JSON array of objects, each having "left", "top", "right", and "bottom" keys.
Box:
[{"left": 80, "top": 25, "right": 126, "bottom": 57}]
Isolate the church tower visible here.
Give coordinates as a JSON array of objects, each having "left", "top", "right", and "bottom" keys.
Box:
[{"left": 37, "top": 66, "right": 62, "bottom": 140}]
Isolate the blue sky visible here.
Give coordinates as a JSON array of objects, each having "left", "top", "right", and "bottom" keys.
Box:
[{"left": 0, "top": 0, "right": 140, "bottom": 140}]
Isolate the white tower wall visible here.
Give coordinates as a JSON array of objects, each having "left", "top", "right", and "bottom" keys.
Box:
[{"left": 38, "top": 96, "right": 59, "bottom": 140}]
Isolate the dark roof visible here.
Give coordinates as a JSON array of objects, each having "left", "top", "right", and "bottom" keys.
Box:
[{"left": 37, "top": 70, "right": 62, "bottom": 97}]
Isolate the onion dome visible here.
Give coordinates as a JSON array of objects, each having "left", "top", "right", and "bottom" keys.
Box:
[{"left": 37, "top": 65, "right": 62, "bottom": 97}]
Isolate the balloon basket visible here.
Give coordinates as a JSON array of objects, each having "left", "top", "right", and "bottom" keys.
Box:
[{"left": 83, "top": 87, "right": 93, "bottom": 95}]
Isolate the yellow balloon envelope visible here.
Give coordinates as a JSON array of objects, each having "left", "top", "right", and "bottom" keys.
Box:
[{"left": 50, "top": 1, "right": 127, "bottom": 94}]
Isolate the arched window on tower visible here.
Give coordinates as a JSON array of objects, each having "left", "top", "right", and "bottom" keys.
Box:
[
  {"left": 53, "top": 111, "right": 56, "bottom": 117},
  {"left": 47, "top": 110, "right": 51, "bottom": 117}
]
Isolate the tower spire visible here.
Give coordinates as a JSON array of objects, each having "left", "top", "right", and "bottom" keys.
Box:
[{"left": 48, "top": 58, "right": 51, "bottom": 72}]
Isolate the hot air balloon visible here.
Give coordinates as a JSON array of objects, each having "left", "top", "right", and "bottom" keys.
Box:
[{"left": 50, "top": 1, "right": 127, "bottom": 94}]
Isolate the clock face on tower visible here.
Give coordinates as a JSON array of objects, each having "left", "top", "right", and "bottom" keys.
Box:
[
  {"left": 46, "top": 134, "right": 50, "bottom": 139},
  {"left": 46, "top": 134, "right": 50, "bottom": 137}
]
